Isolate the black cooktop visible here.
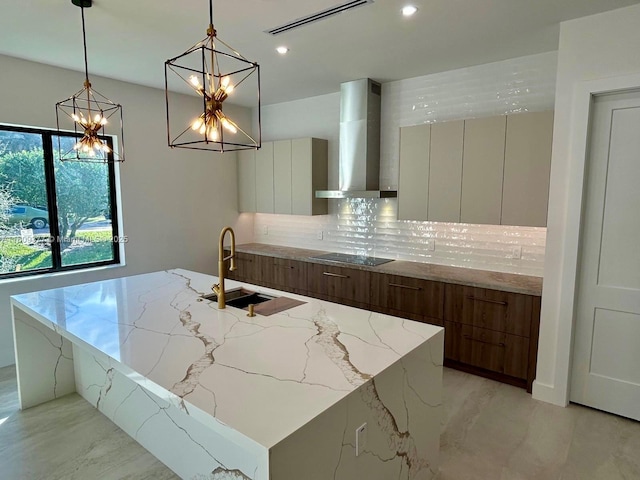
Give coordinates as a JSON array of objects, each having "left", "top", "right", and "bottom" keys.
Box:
[{"left": 310, "top": 252, "right": 394, "bottom": 267}]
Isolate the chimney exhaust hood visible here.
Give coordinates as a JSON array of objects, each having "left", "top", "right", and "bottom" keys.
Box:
[{"left": 315, "top": 79, "right": 397, "bottom": 199}]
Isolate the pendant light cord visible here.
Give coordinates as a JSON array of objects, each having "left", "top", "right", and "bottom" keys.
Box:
[
  {"left": 209, "top": 0, "right": 214, "bottom": 27},
  {"left": 81, "top": 5, "right": 90, "bottom": 86}
]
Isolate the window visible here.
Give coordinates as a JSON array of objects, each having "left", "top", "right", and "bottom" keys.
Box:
[{"left": 0, "top": 124, "right": 121, "bottom": 278}]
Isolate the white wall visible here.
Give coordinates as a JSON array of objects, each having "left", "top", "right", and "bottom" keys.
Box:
[
  {"left": 0, "top": 55, "right": 251, "bottom": 367},
  {"left": 533, "top": 4, "right": 640, "bottom": 405},
  {"left": 252, "top": 52, "right": 556, "bottom": 276}
]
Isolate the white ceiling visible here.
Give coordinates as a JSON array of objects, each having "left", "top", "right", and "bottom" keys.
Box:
[{"left": 1, "top": 0, "right": 639, "bottom": 106}]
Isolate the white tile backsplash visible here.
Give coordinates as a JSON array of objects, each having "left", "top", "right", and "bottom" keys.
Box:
[{"left": 252, "top": 52, "right": 557, "bottom": 277}]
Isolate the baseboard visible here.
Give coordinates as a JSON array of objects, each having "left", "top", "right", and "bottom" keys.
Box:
[{"left": 532, "top": 380, "right": 569, "bottom": 406}]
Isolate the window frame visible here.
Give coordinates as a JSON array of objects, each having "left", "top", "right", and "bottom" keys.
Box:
[{"left": 0, "top": 123, "right": 121, "bottom": 279}]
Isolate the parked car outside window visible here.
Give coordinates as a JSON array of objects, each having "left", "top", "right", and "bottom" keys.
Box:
[{"left": 7, "top": 205, "right": 48, "bottom": 229}]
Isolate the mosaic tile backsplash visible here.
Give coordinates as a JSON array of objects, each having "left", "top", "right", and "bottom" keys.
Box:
[{"left": 252, "top": 52, "right": 557, "bottom": 277}]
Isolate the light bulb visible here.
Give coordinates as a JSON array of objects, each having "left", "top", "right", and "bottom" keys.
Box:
[
  {"left": 221, "top": 76, "right": 230, "bottom": 88},
  {"left": 199, "top": 124, "right": 206, "bottom": 135},
  {"left": 72, "top": 113, "right": 80, "bottom": 122},
  {"left": 276, "top": 46, "right": 289, "bottom": 55},
  {"left": 101, "top": 117, "right": 108, "bottom": 125},
  {"left": 225, "top": 84, "right": 234, "bottom": 94},
  {"left": 401, "top": 5, "right": 418, "bottom": 16},
  {"left": 221, "top": 117, "right": 237, "bottom": 134},
  {"left": 74, "top": 142, "right": 81, "bottom": 150},
  {"left": 189, "top": 75, "right": 201, "bottom": 88},
  {"left": 192, "top": 118, "right": 203, "bottom": 131},
  {"left": 210, "top": 128, "right": 219, "bottom": 141},
  {"left": 94, "top": 114, "right": 102, "bottom": 123}
]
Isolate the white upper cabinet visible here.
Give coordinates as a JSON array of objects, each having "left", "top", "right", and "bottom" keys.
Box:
[
  {"left": 398, "top": 124, "right": 430, "bottom": 221},
  {"left": 502, "top": 111, "right": 554, "bottom": 227},
  {"left": 273, "top": 140, "right": 292, "bottom": 214},
  {"left": 398, "top": 111, "right": 554, "bottom": 226},
  {"left": 255, "top": 142, "right": 275, "bottom": 213},
  {"left": 291, "top": 138, "right": 328, "bottom": 216},
  {"left": 237, "top": 149, "right": 256, "bottom": 213},
  {"left": 237, "top": 138, "right": 328, "bottom": 216},
  {"left": 460, "top": 115, "right": 506, "bottom": 225},
  {"left": 428, "top": 120, "right": 464, "bottom": 223}
]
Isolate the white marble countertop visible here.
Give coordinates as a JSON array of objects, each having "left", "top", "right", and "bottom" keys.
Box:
[{"left": 11, "top": 269, "right": 442, "bottom": 449}]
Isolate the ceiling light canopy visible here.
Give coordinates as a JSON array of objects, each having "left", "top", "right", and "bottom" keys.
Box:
[
  {"left": 164, "top": 0, "right": 261, "bottom": 153},
  {"left": 402, "top": 5, "right": 418, "bottom": 17},
  {"left": 55, "top": 0, "right": 125, "bottom": 163}
]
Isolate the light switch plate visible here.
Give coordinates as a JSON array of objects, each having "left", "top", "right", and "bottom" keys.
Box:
[
  {"left": 262, "top": 225, "right": 268, "bottom": 236},
  {"left": 355, "top": 423, "right": 367, "bottom": 457},
  {"left": 317, "top": 230, "right": 323, "bottom": 240},
  {"left": 426, "top": 239, "right": 435, "bottom": 251},
  {"left": 511, "top": 246, "right": 522, "bottom": 259}
]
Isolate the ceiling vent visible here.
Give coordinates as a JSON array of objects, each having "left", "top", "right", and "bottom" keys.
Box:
[{"left": 265, "top": 0, "right": 374, "bottom": 36}]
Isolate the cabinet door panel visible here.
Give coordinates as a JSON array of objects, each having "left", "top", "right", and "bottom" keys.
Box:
[
  {"left": 445, "top": 284, "right": 532, "bottom": 338},
  {"left": 273, "top": 140, "right": 292, "bottom": 214},
  {"left": 370, "top": 273, "right": 443, "bottom": 320},
  {"left": 459, "top": 324, "right": 507, "bottom": 373},
  {"left": 227, "top": 252, "right": 260, "bottom": 284},
  {"left": 261, "top": 257, "right": 307, "bottom": 294},
  {"left": 308, "top": 264, "right": 370, "bottom": 305},
  {"left": 429, "top": 120, "right": 464, "bottom": 222},
  {"left": 255, "top": 142, "right": 274, "bottom": 213},
  {"left": 398, "top": 124, "right": 430, "bottom": 221},
  {"left": 237, "top": 150, "right": 256, "bottom": 213},
  {"left": 461, "top": 116, "right": 506, "bottom": 225},
  {"left": 502, "top": 111, "right": 553, "bottom": 227},
  {"left": 504, "top": 334, "right": 529, "bottom": 379}
]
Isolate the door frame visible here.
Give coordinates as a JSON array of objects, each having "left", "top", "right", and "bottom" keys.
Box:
[{"left": 534, "top": 72, "right": 640, "bottom": 407}]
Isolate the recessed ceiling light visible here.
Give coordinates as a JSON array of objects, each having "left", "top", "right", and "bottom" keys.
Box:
[
  {"left": 276, "top": 46, "right": 289, "bottom": 55},
  {"left": 401, "top": 5, "right": 418, "bottom": 17}
]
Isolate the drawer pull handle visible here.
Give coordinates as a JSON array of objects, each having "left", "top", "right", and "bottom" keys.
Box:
[
  {"left": 466, "top": 296, "right": 508, "bottom": 306},
  {"left": 463, "top": 334, "right": 506, "bottom": 348},
  {"left": 389, "top": 283, "right": 422, "bottom": 291},
  {"left": 323, "top": 272, "right": 349, "bottom": 279}
]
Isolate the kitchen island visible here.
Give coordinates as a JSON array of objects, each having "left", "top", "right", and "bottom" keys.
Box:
[{"left": 11, "top": 269, "right": 443, "bottom": 480}]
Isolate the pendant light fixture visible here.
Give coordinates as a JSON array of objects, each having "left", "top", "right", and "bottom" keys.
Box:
[
  {"left": 164, "top": 0, "right": 261, "bottom": 153},
  {"left": 55, "top": 0, "right": 125, "bottom": 163}
]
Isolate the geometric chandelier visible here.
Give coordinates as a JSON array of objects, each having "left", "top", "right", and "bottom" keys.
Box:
[
  {"left": 55, "top": 0, "right": 125, "bottom": 163},
  {"left": 164, "top": 0, "right": 261, "bottom": 153}
]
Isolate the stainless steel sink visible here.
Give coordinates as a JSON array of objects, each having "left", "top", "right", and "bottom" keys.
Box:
[{"left": 201, "top": 287, "right": 276, "bottom": 308}]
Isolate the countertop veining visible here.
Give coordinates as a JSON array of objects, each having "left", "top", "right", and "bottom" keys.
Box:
[{"left": 234, "top": 243, "right": 543, "bottom": 296}]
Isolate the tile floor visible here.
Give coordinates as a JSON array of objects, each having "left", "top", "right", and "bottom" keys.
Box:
[{"left": 1, "top": 365, "right": 639, "bottom": 479}]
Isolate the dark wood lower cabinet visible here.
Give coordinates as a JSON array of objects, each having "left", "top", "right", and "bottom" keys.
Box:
[
  {"left": 226, "top": 250, "right": 541, "bottom": 393},
  {"left": 259, "top": 257, "right": 308, "bottom": 295},
  {"left": 370, "top": 273, "right": 444, "bottom": 321},
  {"left": 307, "top": 264, "right": 370, "bottom": 307}
]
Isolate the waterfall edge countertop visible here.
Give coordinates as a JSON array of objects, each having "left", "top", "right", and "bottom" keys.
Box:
[
  {"left": 233, "top": 243, "right": 543, "bottom": 296},
  {"left": 10, "top": 268, "right": 443, "bottom": 451}
]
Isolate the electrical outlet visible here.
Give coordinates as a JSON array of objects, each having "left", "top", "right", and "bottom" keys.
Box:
[
  {"left": 317, "top": 230, "right": 324, "bottom": 240},
  {"left": 262, "top": 225, "right": 268, "bottom": 236},
  {"left": 355, "top": 423, "right": 367, "bottom": 457},
  {"left": 426, "top": 239, "right": 435, "bottom": 252},
  {"left": 511, "top": 246, "right": 522, "bottom": 259}
]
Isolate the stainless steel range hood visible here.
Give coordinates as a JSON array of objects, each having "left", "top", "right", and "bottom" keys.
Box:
[{"left": 315, "top": 79, "right": 397, "bottom": 199}]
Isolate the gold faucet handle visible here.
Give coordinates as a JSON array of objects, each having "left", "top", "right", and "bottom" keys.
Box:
[{"left": 212, "top": 283, "right": 221, "bottom": 295}]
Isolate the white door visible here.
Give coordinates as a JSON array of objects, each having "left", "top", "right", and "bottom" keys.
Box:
[{"left": 571, "top": 90, "right": 640, "bottom": 421}]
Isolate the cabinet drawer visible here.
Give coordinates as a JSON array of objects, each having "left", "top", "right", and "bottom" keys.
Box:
[
  {"left": 444, "top": 284, "right": 532, "bottom": 337},
  {"left": 307, "top": 264, "right": 370, "bottom": 305},
  {"left": 371, "top": 273, "right": 444, "bottom": 320},
  {"left": 260, "top": 258, "right": 307, "bottom": 294},
  {"left": 445, "top": 322, "right": 529, "bottom": 379}
]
